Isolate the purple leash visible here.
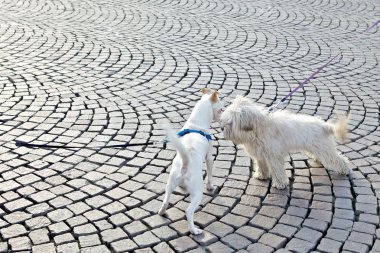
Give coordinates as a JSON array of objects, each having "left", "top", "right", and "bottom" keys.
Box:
[
  {"left": 268, "top": 52, "right": 341, "bottom": 112},
  {"left": 364, "top": 18, "right": 380, "bottom": 33},
  {"left": 268, "top": 18, "right": 380, "bottom": 113}
]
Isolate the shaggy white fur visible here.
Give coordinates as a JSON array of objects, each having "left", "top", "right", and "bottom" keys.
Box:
[
  {"left": 220, "top": 96, "right": 350, "bottom": 189},
  {"left": 158, "top": 88, "right": 222, "bottom": 235}
]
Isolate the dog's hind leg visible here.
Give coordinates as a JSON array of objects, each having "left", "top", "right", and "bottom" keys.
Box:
[
  {"left": 205, "top": 144, "right": 215, "bottom": 191},
  {"left": 158, "top": 173, "right": 180, "bottom": 215},
  {"left": 311, "top": 146, "right": 349, "bottom": 175},
  {"left": 253, "top": 158, "right": 270, "bottom": 180},
  {"left": 186, "top": 188, "right": 203, "bottom": 235},
  {"left": 269, "top": 159, "right": 289, "bottom": 189}
]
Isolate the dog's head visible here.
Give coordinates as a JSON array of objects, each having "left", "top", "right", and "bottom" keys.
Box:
[
  {"left": 201, "top": 88, "right": 222, "bottom": 122},
  {"left": 220, "top": 96, "right": 266, "bottom": 144}
]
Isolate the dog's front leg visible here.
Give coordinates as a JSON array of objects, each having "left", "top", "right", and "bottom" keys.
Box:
[
  {"left": 205, "top": 144, "right": 215, "bottom": 191},
  {"left": 269, "top": 159, "right": 289, "bottom": 189},
  {"left": 243, "top": 145, "right": 270, "bottom": 180},
  {"left": 254, "top": 158, "right": 270, "bottom": 180}
]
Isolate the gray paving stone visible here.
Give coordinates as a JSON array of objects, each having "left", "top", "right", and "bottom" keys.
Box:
[
  {"left": 4, "top": 198, "right": 33, "bottom": 212},
  {"left": 279, "top": 214, "right": 303, "bottom": 227},
  {"left": 133, "top": 231, "right": 161, "bottom": 248},
  {"left": 54, "top": 233, "right": 76, "bottom": 245},
  {"left": 358, "top": 214, "right": 379, "bottom": 225},
  {"left": 232, "top": 204, "right": 257, "bottom": 218},
  {"left": 221, "top": 233, "right": 251, "bottom": 250},
  {"left": 202, "top": 203, "right": 230, "bottom": 218},
  {"left": 25, "top": 216, "right": 51, "bottom": 229},
  {"left": 331, "top": 217, "right": 353, "bottom": 230},
  {"left": 286, "top": 238, "right": 315, "bottom": 253},
  {"left": 372, "top": 240, "right": 380, "bottom": 252},
  {"left": 9, "top": 236, "right": 31, "bottom": 251},
  {"left": 250, "top": 214, "right": 277, "bottom": 230},
  {"left": 236, "top": 225, "right": 265, "bottom": 242},
  {"left": 32, "top": 243, "right": 56, "bottom": 253},
  {"left": 353, "top": 221, "right": 376, "bottom": 234},
  {"left": 286, "top": 206, "right": 308, "bottom": 218},
  {"left": 333, "top": 187, "right": 353, "bottom": 199},
  {"left": 302, "top": 219, "right": 328, "bottom": 233},
  {"left": 0, "top": 224, "right": 28, "bottom": 239},
  {"left": 326, "top": 228, "right": 350, "bottom": 242},
  {"left": 259, "top": 205, "right": 286, "bottom": 219},
  {"left": 0, "top": 242, "right": 7, "bottom": 253},
  {"left": 348, "top": 231, "right": 374, "bottom": 246},
  {"left": 48, "top": 222, "right": 70, "bottom": 235},
  {"left": 151, "top": 226, "right": 178, "bottom": 241},
  {"left": 342, "top": 240, "right": 369, "bottom": 253},
  {"left": 100, "top": 227, "right": 128, "bottom": 243},
  {"left": 153, "top": 242, "right": 175, "bottom": 253},
  {"left": 83, "top": 209, "right": 108, "bottom": 221},
  {"left": 79, "top": 234, "right": 101, "bottom": 248},
  {"left": 335, "top": 208, "right": 355, "bottom": 220},
  {"left": 66, "top": 215, "right": 88, "bottom": 228},
  {"left": 81, "top": 245, "right": 110, "bottom": 253},
  {"left": 355, "top": 203, "right": 378, "bottom": 215},
  {"left": 47, "top": 208, "right": 74, "bottom": 222},
  {"left": 317, "top": 238, "right": 343, "bottom": 253},
  {"left": 270, "top": 224, "right": 298, "bottom": 238},
  {"left": 308, "top": 209, "right": 332, "bottom": 223},
  {"left": 124, "top": 221, "right": 148, "bottom": 236},
  {"left": 259, "top": 233, "right": 287, "bottom": 249},
  {"left": 73, "top": 223, "right": 98, "bottom": 236},
  {"left": 169, "top": 236, "right": 197, "bottom": 252},
  {"left": 3, "top": 211, "right": 31, "bottom": 224},
  {"left": 207, "top": 241, "right": 235, "bottom": 253},
  {"left": 263, "top": 194, "right": 289, "bottom": 207},
  {"left": 205, "top": 218, "right": 235, "bottom": 237},
  {"left": 294, "top": 227, "right": 322, "bottom": 244},
  {"left": 220, "top": 213, "right": 249, "bottom": 229},
  {"left": 247, "top": 243, "right": 274, "bottom": 253},
  {"left": 29, "top": 228, "right": 50, "bottom": 244}
]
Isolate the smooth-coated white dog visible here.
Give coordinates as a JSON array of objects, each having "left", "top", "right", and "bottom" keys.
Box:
[
  {"left": 158, "top": 88, "right": 222, "bottom": 235},
  {"left": 220, "top": 96, "right": 350, "bottom": 189}
]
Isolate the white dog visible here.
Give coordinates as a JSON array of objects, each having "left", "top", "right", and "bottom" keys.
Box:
[
  {"left": 220, "top": 96, "right": 350, "bottom": 189},
  {"left": 158, "top": 88, "right": 222, "bottom": 235}
]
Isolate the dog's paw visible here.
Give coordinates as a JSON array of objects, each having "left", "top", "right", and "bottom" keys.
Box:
[
  {"left": 337, "top": 168, "right": 350, "bottom": 176},
  {"left": 272, "top": 180, "right": 289, "bottom": 190},
  {"left": 191, "top": 228, "right": 203, "bottom": 235},
  {"left": 253, "top": 171, "right": 269, "bottom": 180},
  {"left": 206, "top": 183, "right": 216, "bottom": 191}
]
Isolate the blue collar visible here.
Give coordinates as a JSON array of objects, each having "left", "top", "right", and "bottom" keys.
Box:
[{"left": 177, "top": 129, "right": 212, "bottom": 141}]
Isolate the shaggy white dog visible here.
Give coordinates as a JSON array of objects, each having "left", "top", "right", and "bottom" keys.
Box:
[
  {"left": 220, "top": 96, "right": 350, "bottom": 189},
  {"left": 158, "top": 88, "right": 222, "bottom": 235}
]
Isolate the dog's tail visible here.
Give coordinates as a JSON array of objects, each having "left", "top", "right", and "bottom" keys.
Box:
[
  {"left": 327, "top": 113, "right": 350, "bottom": 143},
  {"left": 165, "top": 126, "right": 190, "bottom": 173}
]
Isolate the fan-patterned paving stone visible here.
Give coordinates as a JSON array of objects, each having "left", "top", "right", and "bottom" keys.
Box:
[{"left": 0, "top": 0, "right": 379, "bottom": 251}]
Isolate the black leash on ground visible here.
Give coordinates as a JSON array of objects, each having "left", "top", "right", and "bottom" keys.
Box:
[{"left": 15, "top": 139, "right": 168, "bottom": 149}]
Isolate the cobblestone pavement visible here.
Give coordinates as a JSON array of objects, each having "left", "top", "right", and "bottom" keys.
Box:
[{"left": 0, "top": 0, "right": 379, "bottom": 252}]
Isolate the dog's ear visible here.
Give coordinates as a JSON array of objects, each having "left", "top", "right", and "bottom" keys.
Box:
[
  {"left": 201, "top": 88, "right": 210, "bottom": 94},
  {"left": 210, "top": 91, "right": 220, "bottom": 103},
  {"left": 239, "top": 106, "right": 266, "bottom": 135},
  {"left": 236, "top": 107, "right": 259, "bottom": 132}
]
